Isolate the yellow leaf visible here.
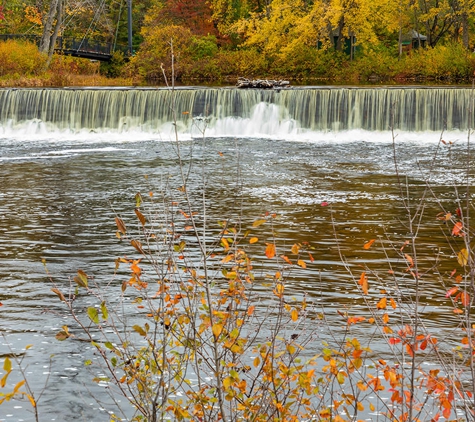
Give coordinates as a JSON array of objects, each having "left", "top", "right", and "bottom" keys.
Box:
[
  {"left": 291, "top": 309, "right": 299, "bottom": 321},
  {"left": 13, "top": 380, "right": 26, "bottom": 393},
  {"left": 297, "top": 259, "right": 307, "bottom": 268},
  {"left": 223, "top": 376, "right": 233, "bottom": 389},
  {"left": 212, "top": 324, "right": 223, "bottom": 338},
  {"left": 291, "top": 243, "right": 300, "bottom": 254},
  {"left": 458, "top": 248, "right": 469, "bottom": 267},
  {"left": 253, "top": 356, "right": 260, "bottom": 367},
  {"left": 221, "top": 238, "right": 230, "bottom": 250},
  {"left": 369, "top": 402, "right": 375, "bottom": 411},
  {"left": 252, "top": 219, "right": 266, "bottom": 227},
  {"left": 337, "top": 371, "right": 346, "bottom": 384},
  {"left": 26, "top": 394, "right": 36, "bottom": 407},
  {"left": 3, "top": 356, "right": 12, "bottom": 372}
]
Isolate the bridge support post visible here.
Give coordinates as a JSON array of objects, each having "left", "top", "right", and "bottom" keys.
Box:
[{"left": 127, "top": 0, "right": 133, "bottom": 55}]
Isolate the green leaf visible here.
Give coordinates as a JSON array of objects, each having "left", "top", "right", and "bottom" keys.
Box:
[
  {"left": 87, "top": 307, "right": 99, "bottom": 324},
  {"left": 104, "top": 342, "right": 114, "bottom": 350},
  {"left": 55, "top": 330, "right": 70, "bottom": 341},
  {"left": 100, "top": 301, "right": 108, "bottom": 320},
  {"left": 135, "top": 192, "right": 142, "bottom": 207},
  {"left": 84, "top": 360, "right": 92, "bottom": 366},
  {"left": 132, "top": 325, "right": 147, "bottom": 336},
  {"left": 74, "top": 270, "right": 88, "bottom": 288}
]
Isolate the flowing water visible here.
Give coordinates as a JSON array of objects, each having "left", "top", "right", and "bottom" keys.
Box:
[{"left": 0, "top": 87, "right": 474, "bottom": 421}]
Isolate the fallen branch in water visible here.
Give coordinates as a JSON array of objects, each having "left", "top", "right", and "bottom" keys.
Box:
[{"left": 236, "top": 77, "right": 290, "bottom": 89}]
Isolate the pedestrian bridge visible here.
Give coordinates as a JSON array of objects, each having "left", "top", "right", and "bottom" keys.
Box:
[{"left": 0, "top": 34, "right": 129, "bottom": 61}]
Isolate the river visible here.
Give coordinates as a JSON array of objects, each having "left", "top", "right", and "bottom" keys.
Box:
[{"left": 0, "top": 86, "right": 473, "bottom": 421}]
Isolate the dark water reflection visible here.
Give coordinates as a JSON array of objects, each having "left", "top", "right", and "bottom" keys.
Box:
[{"left": 0, "top": 135, "right": 472, "bottom": 420}]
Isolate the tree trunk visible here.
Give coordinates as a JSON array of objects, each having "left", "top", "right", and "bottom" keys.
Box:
[
  {"left": 44, "top": 0, "right": 62, "bottom": 68},
  {"left": 39, "top": 0, "right": 60, "bottom": 54},
  {"left": 462, "top": 12, "right": 469, "bottom": 48}
]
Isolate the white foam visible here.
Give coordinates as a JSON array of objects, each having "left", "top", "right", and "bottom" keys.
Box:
[{"left": 0, "top": 100, "right": 468, "bottom": 145}]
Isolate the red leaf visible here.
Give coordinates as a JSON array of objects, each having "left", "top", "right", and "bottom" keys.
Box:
[
  {"left": 461, "top": 292, "right": 470, "bottom": 307},
  {"left": 452, "top": 221, "right": 464, "bottom": 237},
  {"left": 446, "top": 286, "right": 459, "bottom": 298}
]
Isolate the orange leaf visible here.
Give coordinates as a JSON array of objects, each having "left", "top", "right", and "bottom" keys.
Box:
[
  {"left": 265, "top": 243, "right": 276, "bottom": 259},
  {"left": 249, "top": 237, "right": 259, "bottom": 244},
  {"left": 453, "top": 308, "right": 463, "bottom": 314},
  {"left": 297, "top": 259, "right": 307, "bottom": 268},
  {"left": 247, "top": 305, "right": 255, "bottom": 316},
  {"left": 404, "top": 254, "right": 414, "bottom": 268},
  {"left": 377, "top": 297, "right": 387, "bottom": 310},
  {"left": 452, "top": 221, "right": 464, "bottom": 237},
  {"left": 281, "top": 255, "right": 292, "bottom": 265},
  {"left": 389, "top": 298, "right": 397, "bottom": 309},
  {"left": 358, "top": 272, "right": 369, "bottom": 295},
  {"left": 364, "top": 239, "right": 376, "bottom": 250}
]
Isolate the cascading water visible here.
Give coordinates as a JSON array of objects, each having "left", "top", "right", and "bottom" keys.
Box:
[
  {"left": 1, "top": 86, "right": 474, "bottom": 421},
  {"left": 0, "top": 87, "right": 474, "bottom": 139}
]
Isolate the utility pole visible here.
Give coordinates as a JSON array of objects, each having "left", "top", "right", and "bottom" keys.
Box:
[{"left": 127, "top": 0, "right": 133, "bottom": 55}]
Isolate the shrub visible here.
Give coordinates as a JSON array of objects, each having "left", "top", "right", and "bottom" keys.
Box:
[
  {"left": 0, "top": 40, "right": 47, "bottom": 76},
  {"left": 99, "top": 51, "right": 126, "bottom": 78},
  {"left": 402, "top": 42, "right": 475, "bottom": 80}
]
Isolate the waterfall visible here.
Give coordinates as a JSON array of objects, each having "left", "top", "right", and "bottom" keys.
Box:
[{"left": 0, "top": 87, "right": 473, "bottom": 137}]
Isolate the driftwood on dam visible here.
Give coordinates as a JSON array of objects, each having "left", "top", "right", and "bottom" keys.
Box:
[{"left": 236, "top": 77, "right": 290, "bottom": 89}]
